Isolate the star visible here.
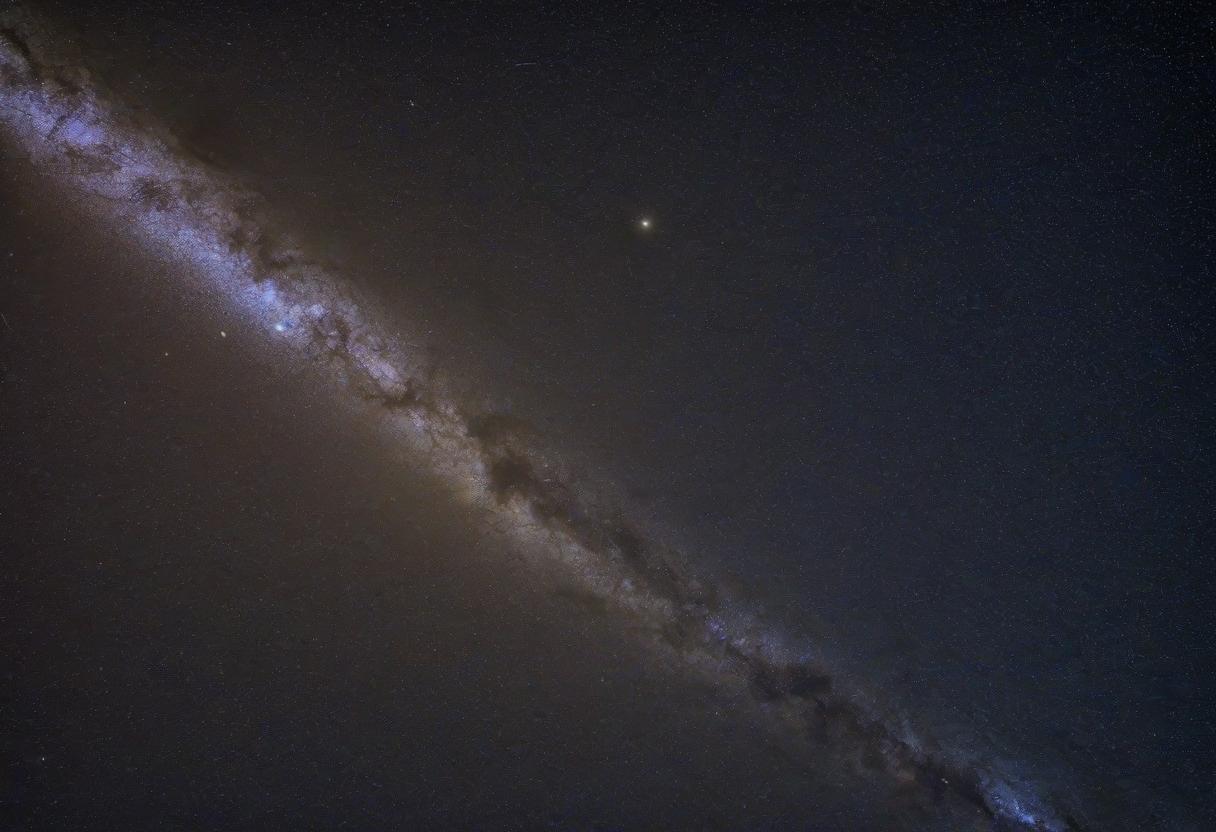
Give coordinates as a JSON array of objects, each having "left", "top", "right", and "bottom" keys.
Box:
[{"left": 639, "top": 217, "right": 652, "bottom": 231}]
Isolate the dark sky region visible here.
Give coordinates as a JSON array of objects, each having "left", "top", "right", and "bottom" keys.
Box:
[{"left": 1, "top": 2, "right": 1213, "bottom": 830}]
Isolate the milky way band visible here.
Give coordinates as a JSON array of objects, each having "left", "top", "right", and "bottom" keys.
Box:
[{"left": 0, "top": 10, "right": 1077, "bottom": 830}]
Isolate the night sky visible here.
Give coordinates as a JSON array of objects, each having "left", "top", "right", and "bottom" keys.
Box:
[{"left": 2, "top": 2, "right": 1213, "bottom": 830}]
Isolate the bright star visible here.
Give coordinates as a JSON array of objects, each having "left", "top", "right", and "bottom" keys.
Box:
[
  {"left": 639, "top": 217, "right": 652, "bottom": 230},
  {"left": 274, "top": 322, "right": 287, "bottom": 332}
]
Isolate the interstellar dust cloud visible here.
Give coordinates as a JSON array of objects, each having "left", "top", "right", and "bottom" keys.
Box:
[{"left": 1, "top": 10, "right": 1090, "bottom": 831}]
